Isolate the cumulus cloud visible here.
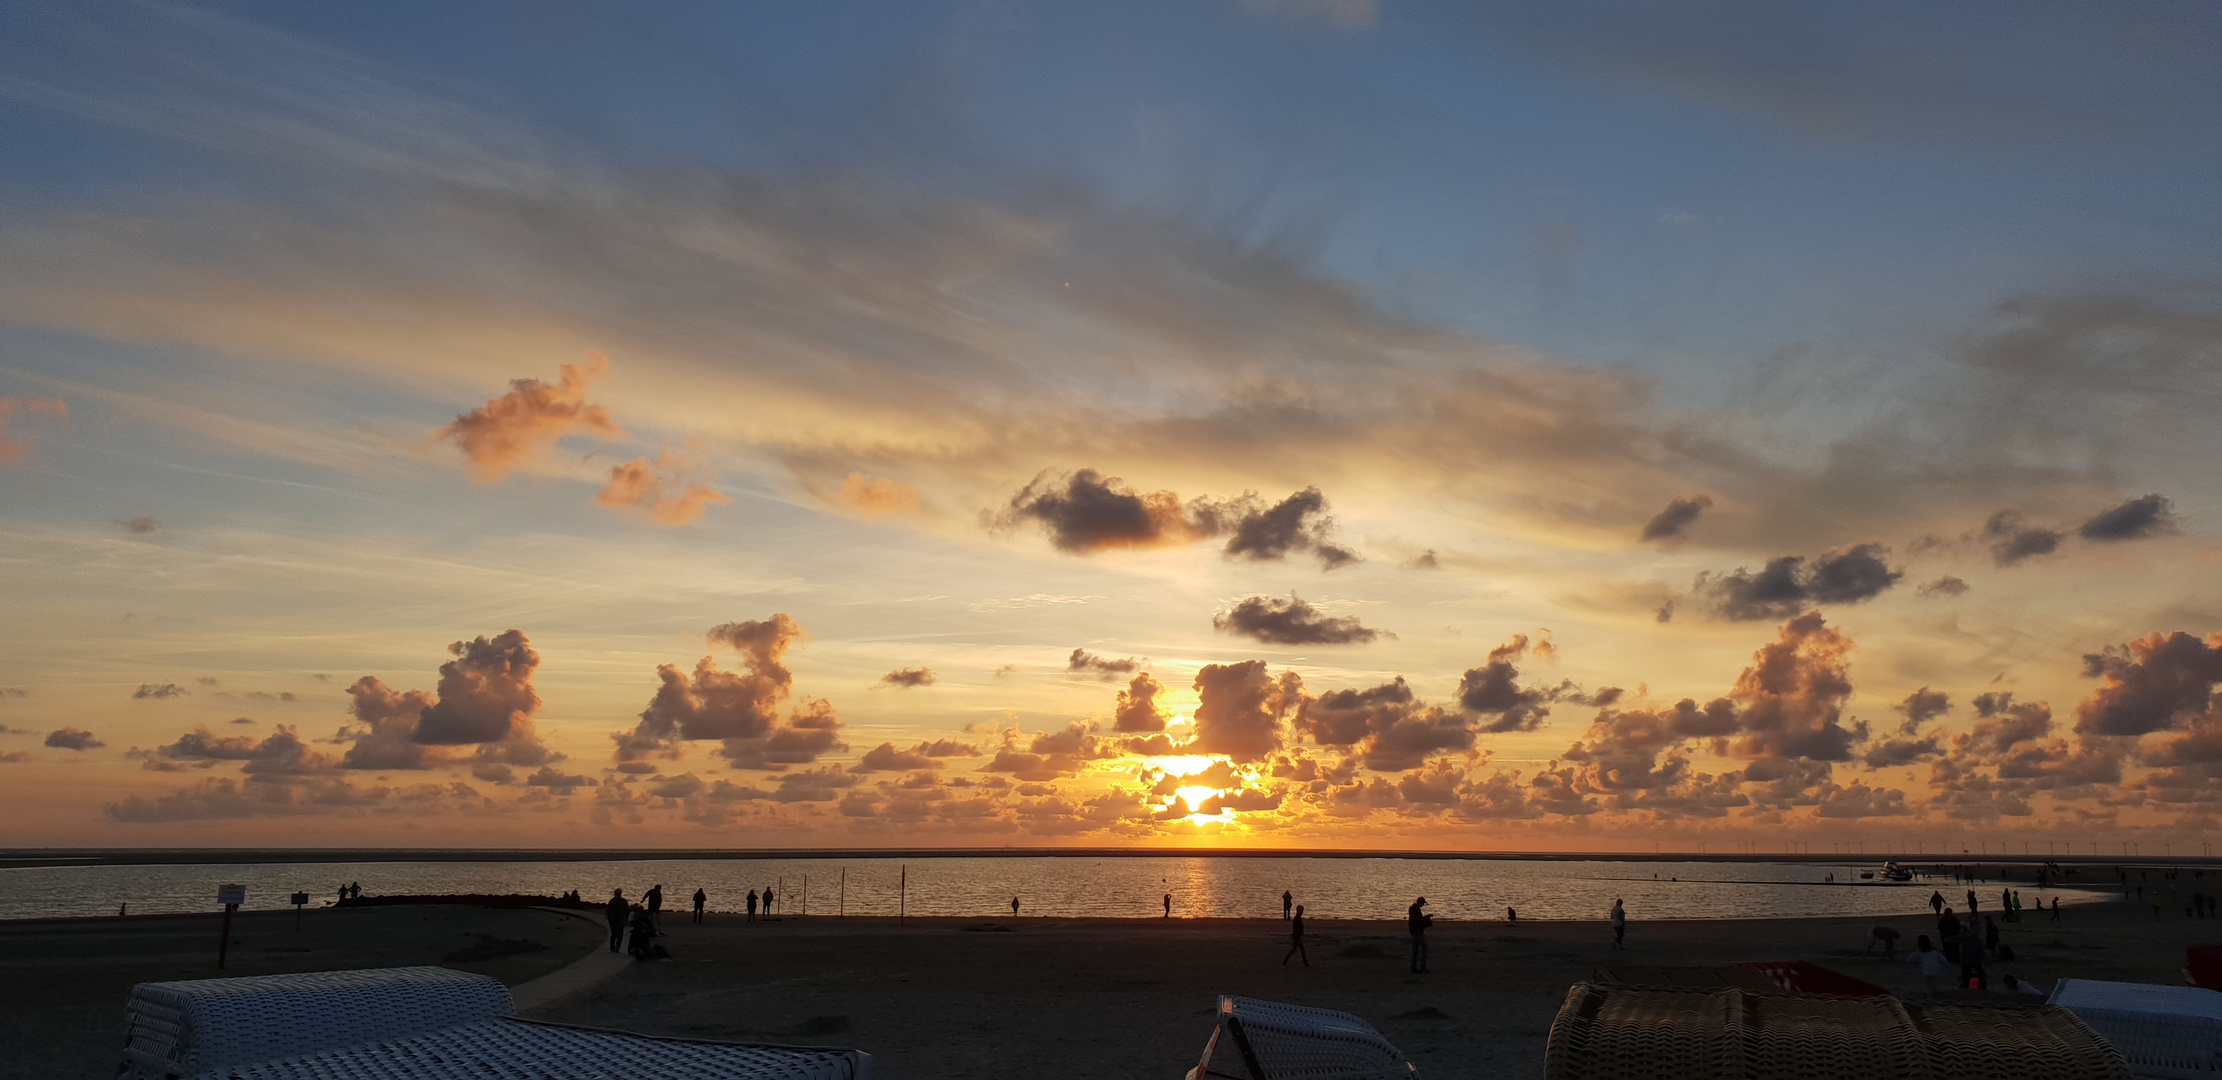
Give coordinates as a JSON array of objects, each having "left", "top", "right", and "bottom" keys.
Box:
[
  {"left": 982, "top": 722, "right": 1120, "bottom": 780},
  {"left": 2079, "top": 494, "right": 2175, "bottom": 542},
  {"left": 1455, "top": 634, "right": 1577, "bottom": 733},
  {"left": 833, "top": 473, "right": 920, "bottom": 516},
  {"left": 134, "top": 683, "right": 188, "bottom": 699},
  {"left": 104, "top": 776, "right": 488, "bottom": 821},
  {"left": 878, "top": 667, "right": 936, "bottom": 689},
  {"left": 1918, "top": 575, "right": 1970, "bottom": 598},
  {"left": 1297, "top": 677, "right": 1478, "bottom": 771},
  {"left": 853, "top": 740, "right": 976, "bottom": 771},
  {"left": 338, "top": 676, "right": 438, "bottom": 770},
  {"left": 44, "top": 727, "right": 103, "bottom": 751},
  {"left": 1639, "top": 493, "right": 1712, "bottom": 542},
  {"left": 0, "top": 396, "right": 67, "bottom": 463},
  {"left": 1897, "top": 687, "right": 1952, "bottom": 730},
  {"left": 330, "top": 630, "right": 552, "bottom": 769},
  {"left": 595, "top": 450, "right": 730, "bottom": 526},
  {"left": 435, "top": 353, "right": 620, "bottom": 482},
  {"left": 1213, "top": 593, "right": 1384, "bottom": 645},
  {"left": 613, "top": 614, "right": 844, "bottom": 769},
  {"left": 1067, "top": 648, "right": 1142, "bottom": 680},
  {"left": 1191, "top": 661, "right": 1302, "bottom": 762},
  {"left": 1982, "top": 510, "right": 2064, "bottom": 566},
  {"left": 2074, "top": 630, "right": 2222, "bottom": 738},
  {"left": 1112, "top": 672, "right": 1171, "bottom": 733},
  {"left": 1692, "top": 543, "right": 1902, "bottom": 621},
  {"left": 117, "top": 515, "right": 159, "bottom": 534}
]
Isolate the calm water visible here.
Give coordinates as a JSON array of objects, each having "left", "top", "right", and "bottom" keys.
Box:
[{"left": 0, "top": 856, "right": 2113, "bottom": 923}]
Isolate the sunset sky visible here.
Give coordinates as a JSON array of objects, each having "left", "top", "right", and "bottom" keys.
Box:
[{"left": 3, "top": 1, "right": 2221, "bottom": 852}]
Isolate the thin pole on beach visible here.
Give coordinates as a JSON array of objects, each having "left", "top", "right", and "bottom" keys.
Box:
[
  {"left": 840, "top": 868, "right": 846, "bottom": 917},
  {"left": 900, "top": 866, "right": 906, "bottom": 925},
  {"left": 803, "top": 874, "right": 809, "bottom": 917}
]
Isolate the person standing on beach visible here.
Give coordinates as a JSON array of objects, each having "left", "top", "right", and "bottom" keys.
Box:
[
  {"left": 764, "top": 886, "right": 774, "bottom": 916},
  {"left": 1965, "top": 889, "right": 1978, "bottom": 918},
  {"left": 1930, "top": 890, "right": 1945, "bottom": 916},
  {"left": 1011, "top": 896, "right": 1020, "bottom": 917},
  {"left": 1282, "top": 891, "right": 1293, "bottom": 920},
  {"left": 692, "top": 888, "right": 706, "bottom": 924},
  {"left": 2050, "top": 896, "right": 2061, "bottom": 923},
  {"left": 747, "top": 889, "right": 758, "bottom": 921},
  {"left": 1283, "top": 905, "right": 1309, "bottom": 967},
  {"left": 1937, "top": 906, "right": 1963, "bottom": 963},
  {"left": 646, "top": 884, "right": 664, "bottom": 927},
  {"left": 1407, "top": 897, "right": 1431, "bottom": 973},
  {"left": 1610, "top": 899, "right": 1627, "bottom": 950},
  {"left": 1507, "top": 907, "right": 1517, "bottom": 924},
  {"left": 1164, "top": 893, "right": 1172, "bottom": 918},
  {"left": 1909, "top": 935, "right": 1947, "bottom": 996},
  {"left": 605, "top": 889, "right": 628, "bottom": 953}
]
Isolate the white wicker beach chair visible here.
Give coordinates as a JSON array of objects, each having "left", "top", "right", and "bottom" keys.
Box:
[
  {"left": 1186, "top": 996, "right": 1416, "bottom": 1080},
  {"left": 118, "top": 966, "right": 870, "bottom": 1080},
  {"left": 2048, "top": 978, "right": 2222, "bottom": 1079}
]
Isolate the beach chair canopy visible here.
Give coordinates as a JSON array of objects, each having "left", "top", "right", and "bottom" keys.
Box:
[
  {"left": 119, "top": 966, "right": 869, "bottom": 1080},
  {"left": 2047, "top": 978, "right": 2222, "bottom": 1079},
  {"left": 1186, "top": 996, "right": 1416, "bottom": 1080},
  {"left": 1546, "top": 981, "right": 2130, "bottom": 1080}
]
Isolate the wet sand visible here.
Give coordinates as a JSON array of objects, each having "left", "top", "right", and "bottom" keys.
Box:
[{"left": 7, "top": 896, "right": 2215, "bottom": 1080}]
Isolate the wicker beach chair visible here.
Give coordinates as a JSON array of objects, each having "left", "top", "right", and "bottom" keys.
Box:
[
  {"left": 118, "top": 966, "right": 870, "bottom": 1080},
  {"left": 1543, "top": 981, "right": 2131, "bottom": 1080},
  {"left": 1185, "top": 995, "right": 1416, "bottom": 1080},
  {"left": 2047, "top": 978, "right": 2222, "bottom": 1079}
]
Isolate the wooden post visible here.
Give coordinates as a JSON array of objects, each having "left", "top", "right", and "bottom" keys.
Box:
[
  {"left": 839, "top": 868, "right": 846, "bottom": 917},
  {"left": 216, "top": 883, "right": 245, "bottom": 969},
  {"left": 803, "top": 874, "right": 809, "bottom": 917},
  {"left": 899, "top": 865, "right": 906, "bottom": 925}
]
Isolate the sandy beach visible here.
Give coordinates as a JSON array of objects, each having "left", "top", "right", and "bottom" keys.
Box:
[{"left": 8, "top": 896, "right": 2215, "bottom": 1080}]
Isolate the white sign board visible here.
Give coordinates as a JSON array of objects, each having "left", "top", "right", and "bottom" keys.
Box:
[{"left": 217, "top": 883, "right": 245, "bottom": 906}]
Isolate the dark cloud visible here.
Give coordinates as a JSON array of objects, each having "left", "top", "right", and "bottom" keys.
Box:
[
  {"left": 525, "top": 766, "right": 594, "bottom": 793},
  {"left": 1220, "top": 486, "right": 1358, "bottom": 570},
  {"left": 994, "top": 469, "right": 1219, "bottom": 553},
  {"left": 0, "top": 751, "right": 31, "bottom": 763},
  {"left": 150, "top": 726, "right": 257, "bottom": 761},
  {"left": 134, "top": 683, "right": 188, "bottom": 699},
  {"left": 44, "top": 727, "right": 103, "bottom": 751},
  {"left": 1113, "top": 672, "right": 1171, "bottom": 733},
  {"left": 1896, "top": 687, "right": 1951, "bottom": 731},
  {"left": 1639, "top": 493, "right": 1712, "bottom": 542},
  {"left": 878, "top": 667, "right": 936, "bottom": 689},
  {"left": 2079, "top": 494, "right": 2176, "bottom": 542},
  {"left": 996, "top": 471, "right": 1353, "bottom": 567},
  {"left": 981, "top": 723, "right": 1119, "bottom": 781},
  {"left": 244, "top": 690, "right": 296, "bottom": 702},
  {"left": 718, "top": 695, "right": 847, "bottom": 770},
  {"left": 228, "top": 716, "right": 254, "bottom": 724},
  {"left": 117, "top": 515, "right": 159, "bottom": 534},
  {"left": 1067, "top": 648, "right": 1142, "bottom": 680},
  {"left": 1213, "top": 593, "right": 1384, "bottom": 646},
  {"left": 338, "top": 676, "right": 437, "bottom": 770},
  {"left": 435, "top": 353, "right": 620, "bottom": 482},
  {"left": 853, "top": 740, "right": 973, "bottom": 772},
  {"left": 1191, "top": 661, "right": 1302, "bottom": 763},
  {"left": 1296, "top": 677, "right": 1478, "bottom": 771},
  {"left": 1454, "top": 634, "right": 1575, "bottom": 733},
  {"left": 2074, "top": 631, "right": 2222, "bottom": 738},
  {"left": 1693, "top": 543, "right": 1901, "bottom": 621},
  {"left": 1403, "top": 549, "right": 1439, "bottom": 570},
  {"left": 1982, "top": 510, "right": 2064, "bottom": 567},
  {"left": 1917, "top": 575, "right": 1970, "bottom": 598},
  {"left": 615, "top": 616, "right": 807, "bottom": 762}
]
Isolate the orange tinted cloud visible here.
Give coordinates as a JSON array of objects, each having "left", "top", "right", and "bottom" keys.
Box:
[
  {"left": 834, "top": 472, "right": 920, "bottom": 516},
  {"left": 0, "top": 397, "right": 67, "bottom": 463},
  {"left": 436, "top": 354, "right": 620, "bottom": 481},
  {"left": 597, "top": 451, "right": 731, "bottom": 526}
]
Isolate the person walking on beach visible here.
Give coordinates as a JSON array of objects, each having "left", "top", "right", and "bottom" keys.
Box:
[
  {"left": 1930, "top": 890, "right": 1945, "bottom": 916},
  {"left": 1164, "top": 893, "right": 1172, "bottom": 918},
  {"left": 646, "top": 884, "right": 664, "bottom": 927},
  {"left": 1611, "top": 899, "right": 1628, "bottom": 951},
  {"left": 692, "top": 888, "right": 706, "bottom": 924},
  {"left": 1507, "top": 906, "right": 1518, "bottom": 924},
  {"left": 2001, "top": 888, "right": 2014, "bottom": 922},
  {"left": 605, "top": 889, "right": 627, "bottom": 953},
  {"left": 2050, "top": 896, "right": 2062, "bottom": 923},
  {"left": 747, "top": 889, "right": 758, "bottom": 921},
  {"left": 1283, "top": 905, "right": 1310, "bottom": 967},
  {"left": 1011, "top": 896, "right": 1020, "bottom": 918},
  {"left": 1407, "top": 897, "right": 1432, "bottom": 973},
  {"left": 1282, "top": 891, "right": 1293, "bottom": 920}
]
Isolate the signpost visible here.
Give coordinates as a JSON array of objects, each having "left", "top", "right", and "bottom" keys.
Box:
[
  {"left": 216, "top": 884, "right": 245, "bottom": 969},
  {"left": 290, "top": 891, "right": 310, "bottom": 932}
]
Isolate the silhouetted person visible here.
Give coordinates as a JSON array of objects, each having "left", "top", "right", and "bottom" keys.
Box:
[
  {"left": 1937, "top": 906, "right": 1963, "bottom": 963},
  {"left": 1930, "top": 891, "right": 1945, "bottom": 916},
  {"left": 1966, "top": 889, "right": 1978, "bottom": 917},
  {"left": 627, "top": 904, "right": 656, "bottom": 961},
  {"left": 1909, "top": 935, "right": 1947, "bottom": 996},
  {"left": 1164, "top": 893, "right": 1172, "bottom": 918},
  {"left": 1983, "top": 914, "right": 2000, "bottom": 958},
  {"left": 605, "top": 889, "right": 627, "bottom": 953},
  {"left": 1283, "top": 905, "right": 1309, "bottom": 967},
  {"left": 1507, "top": 907, "right": 1517, "bottom": 924},
  {"left": 1011, "top": 896, "right": 1020, "bottom": 917},
  {"left": 763, "top": 887, "right": 774, "bottom": 916},
  {"left": 351, "top": 882, "right": 361, "bottom": 900},
  {"left": 2001, "top": 888, "right": 2014, "bottom": 922},
  {"left": 646, "top": 884, "right": 664, "bottom": 926},
  {"left": 1282, "top": 891, "right": 1293, "bottom": 920},
  {"left": 2050, "top": 896, "right": 2062, "bottom": 923},
  {"left": 747, "top": 889, "right": 758, "bottom": 921},
  {"left": 1407, "top": 897, "right": 1431, "bottom": 973},
  {"left": 693, "top": 888, "right": 706, "bottom": 924},
  {"left": 1611, "top": 898, "right": 1627, "bottom": 950}
]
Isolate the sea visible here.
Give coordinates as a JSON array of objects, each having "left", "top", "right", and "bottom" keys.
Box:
[{"left": 0, "top": 854, "right": 2115, "bottom": 923}]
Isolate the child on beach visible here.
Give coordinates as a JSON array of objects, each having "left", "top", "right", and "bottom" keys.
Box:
[{"left": 1909, "top": 935, "right": 1947, "bottom": 996}]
